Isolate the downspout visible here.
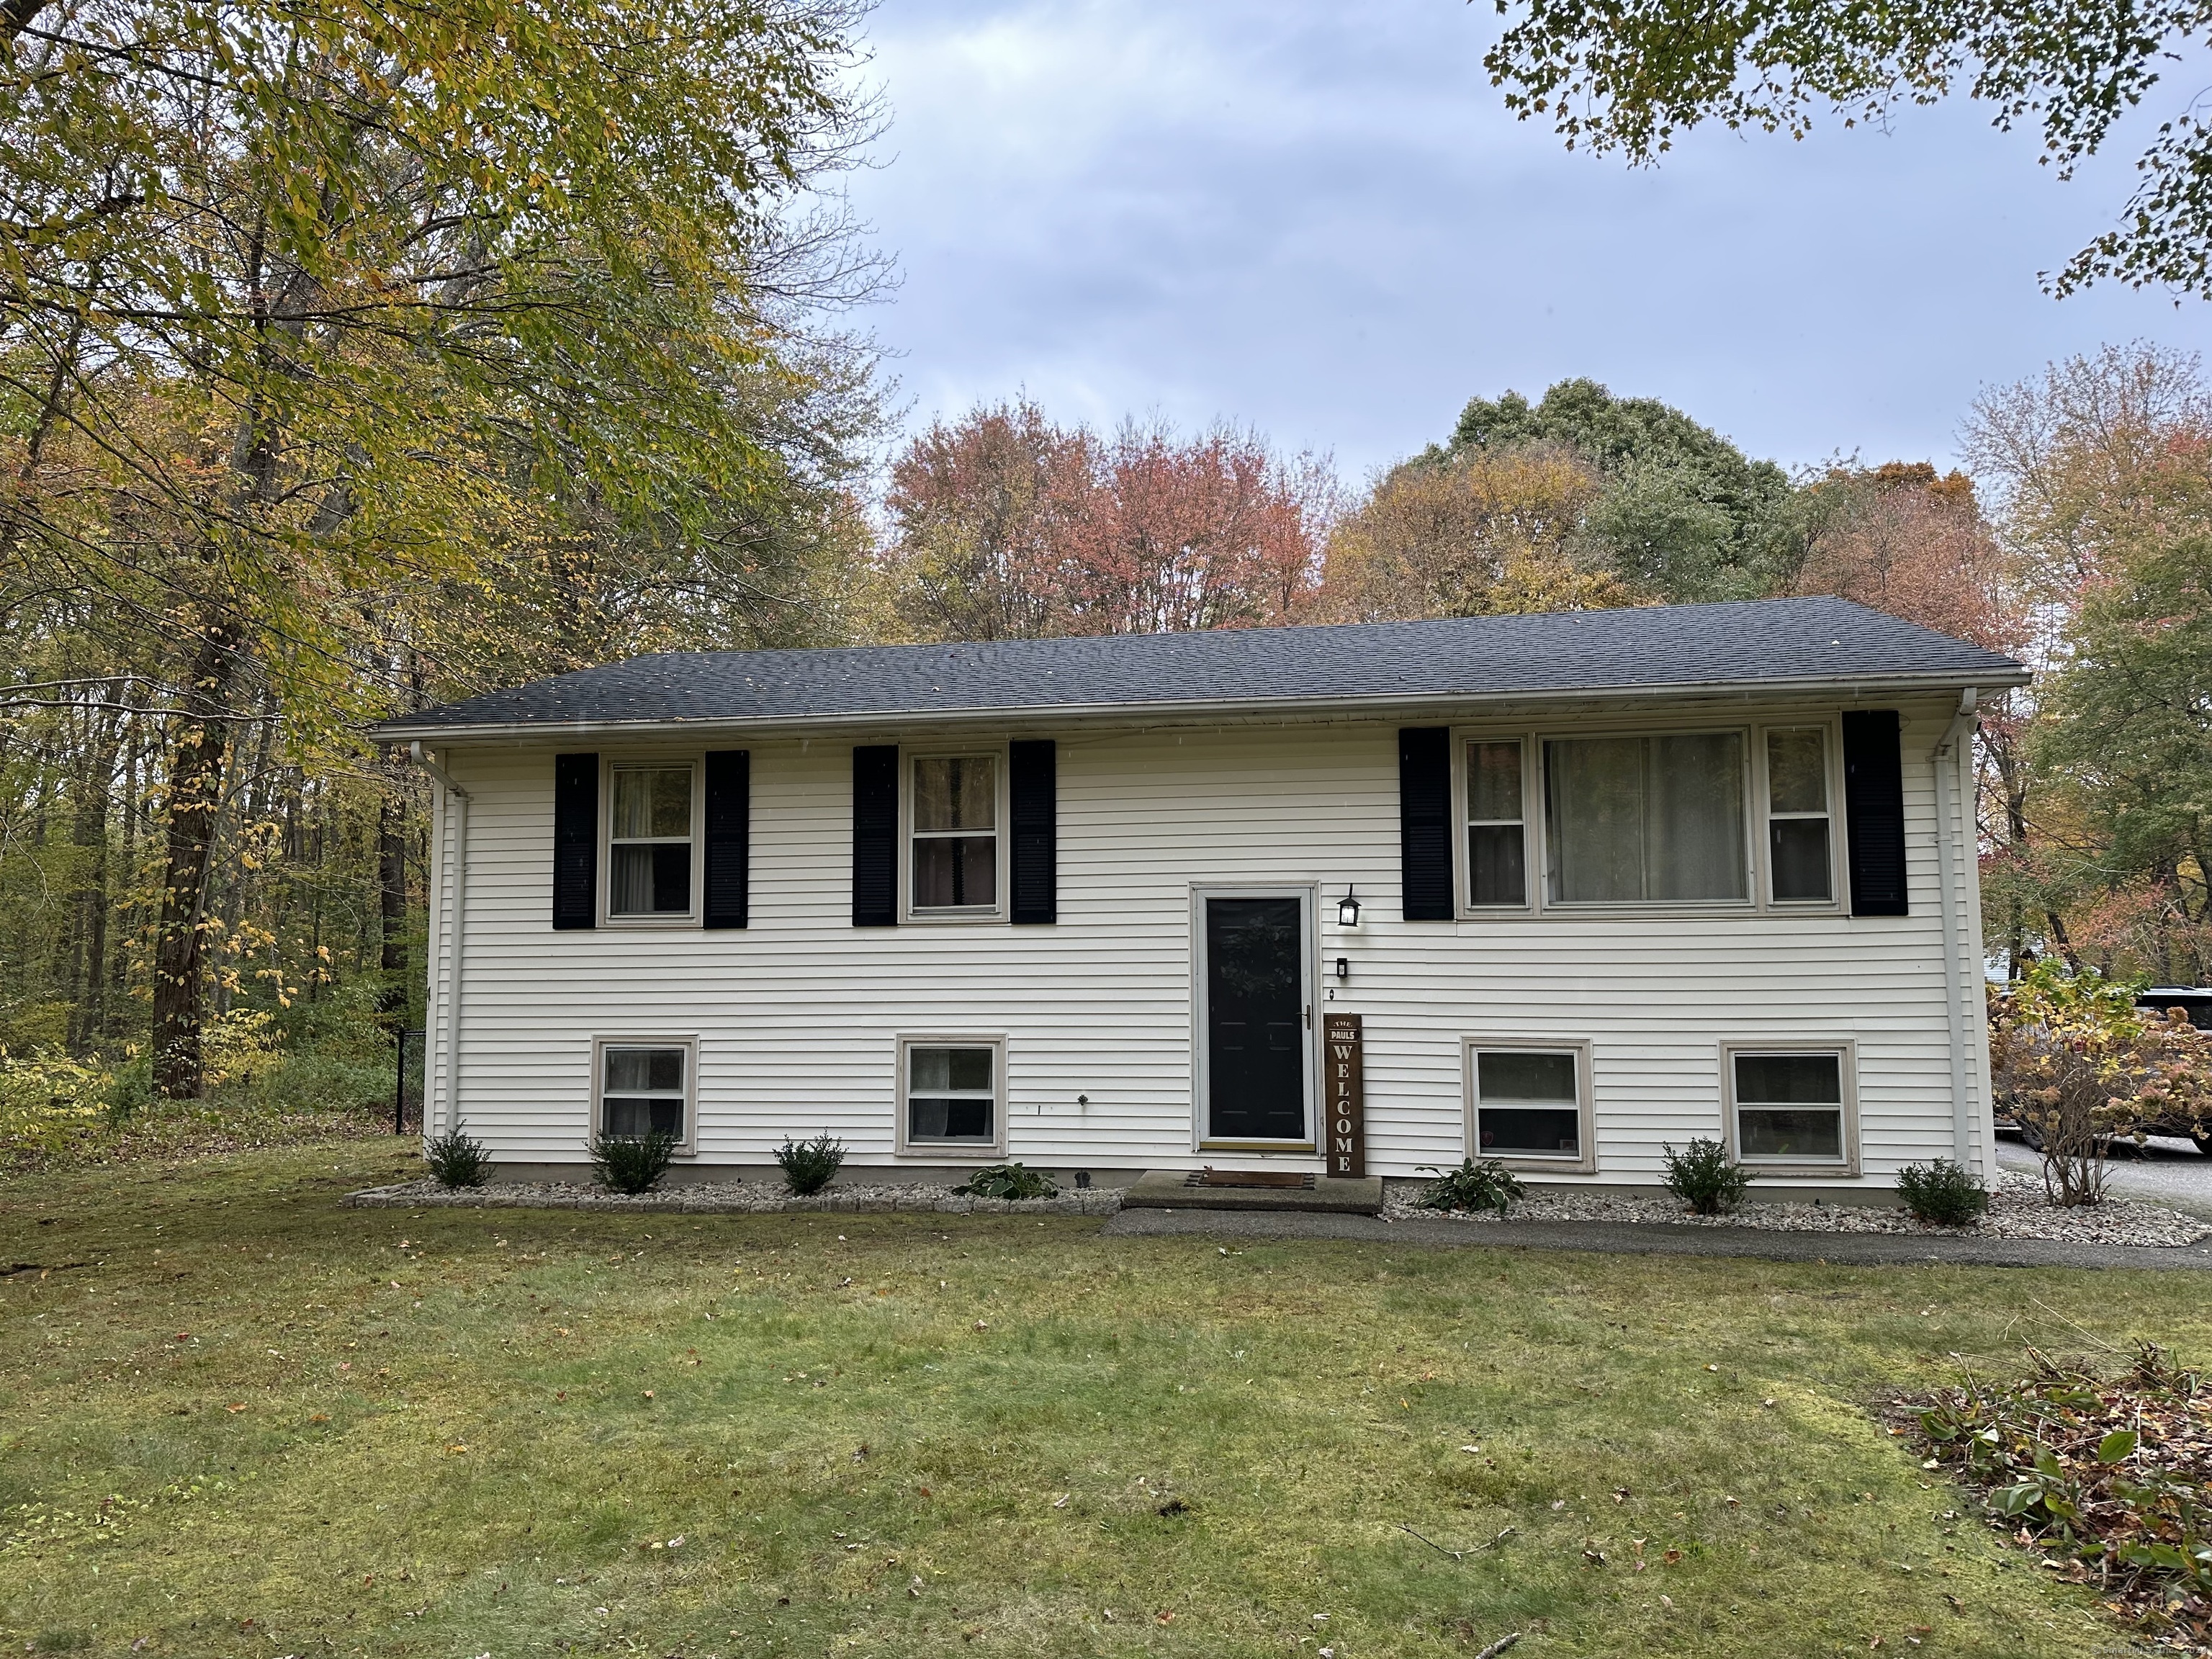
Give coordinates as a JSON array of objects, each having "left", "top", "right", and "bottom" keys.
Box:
[
  {"left": 410, "top": 742, "right": 469, "bottom": 1135},
  {"left": 1929, "top": 691, "right": 1979, "bottom": 1174}
]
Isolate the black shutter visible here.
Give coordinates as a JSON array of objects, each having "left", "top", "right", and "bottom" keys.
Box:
[
  {"left": 1009, "top": 739, "right": 1057, "bottom": 924},
  {"left": 703, "top": 750, "right": 749, "bottom": 929},
  {"left": 553, "top": 752, "right": 598, "bottom": 930},
  {"left": 853, "top": 744, "right": 898, "bottom": 927},
  {"left": 1399, "top": 727, "right": 1453, "bottom": 920},
  {"left": 1841, "top": 710, "right": 1908, "bottom": 917}
]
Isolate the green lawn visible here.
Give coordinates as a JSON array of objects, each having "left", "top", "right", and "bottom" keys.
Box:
[{"left": 0, "top": 1141, "right": 2193, "bottom": 1658}]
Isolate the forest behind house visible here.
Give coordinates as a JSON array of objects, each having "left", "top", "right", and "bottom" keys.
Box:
[{"left": 3, "top": 4, "right": 2207, "bottom": 1159}]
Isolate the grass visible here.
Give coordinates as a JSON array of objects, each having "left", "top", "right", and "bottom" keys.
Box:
[{"left": 1, "top": 1141, "right": 2203, "bottom": 1658}]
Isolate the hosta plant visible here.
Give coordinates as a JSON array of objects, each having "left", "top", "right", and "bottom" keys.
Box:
[
  {"left": 1414, "top": 1158, "right": 1526, "bottom": 1216},
  {"left": 958, "top": 1162, "right": 1058, "bottom": 1200}
]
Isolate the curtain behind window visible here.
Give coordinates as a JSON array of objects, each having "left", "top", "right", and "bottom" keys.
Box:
[{"left": 1546, "top": 733, "right": 1745, "bottom": 902}]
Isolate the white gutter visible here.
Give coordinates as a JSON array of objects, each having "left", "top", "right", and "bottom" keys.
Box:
[
  {"left": 410, "top": 742, "right": 469, "bottom": 1137},
  {"left": 1928, "top": 692, "right": 1979, "bottom": 1174},
  {"left": 372, "top": 668, "right": 2031, "bottom": 747}
]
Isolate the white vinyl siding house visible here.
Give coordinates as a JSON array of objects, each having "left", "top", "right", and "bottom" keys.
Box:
[{"left": 393, "top": 598, "right": 2023, "bottom": 1197}]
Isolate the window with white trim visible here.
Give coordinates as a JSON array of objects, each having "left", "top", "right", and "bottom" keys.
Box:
[
  {"left": 598, "top": 1042, "right": 691, "bottom": 1141},
  {"left": 1465, "top": 739, "right": 1527, "bottom": 906},
  {"left": 1471, "top": 1046, "right": 1586, "bottom": 1161},
  {"left": 1543, "top": 732, "right": 1747, "bottom": 904},
  {"left": 899, "top": 1038, "right": 1004, "bottom": 1151},
  {"left": 1764, "top": 727, "right": 1835, "bottom": 903},
  {"left": 608, "top": 764, "right": 695, "bottom": 917},
  {"left": 1730, "top": 1048, "right": 1850, "bottom": 1166},
  {"left": 910, "top": 755, "right": 999, "bottom": 912}
]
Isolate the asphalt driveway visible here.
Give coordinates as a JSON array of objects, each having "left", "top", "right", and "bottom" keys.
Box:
[{"left": 1997, "top": 1130, "right": 2212, "bottom": 1219}]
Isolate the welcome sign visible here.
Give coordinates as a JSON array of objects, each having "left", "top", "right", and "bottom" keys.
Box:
[{"left": 1323, "top": 1012, "right": 1364, "bottom": 1177}]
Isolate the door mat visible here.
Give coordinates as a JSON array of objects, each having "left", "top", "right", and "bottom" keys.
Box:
[
  {"left": 1123, "top": 1169, "right": 1384, "bottom": 1215},
  {"left": 1195, "top": 1169, "right": 1315, "bottom": 1190}
]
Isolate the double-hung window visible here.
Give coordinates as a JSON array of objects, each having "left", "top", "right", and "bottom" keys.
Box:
[
  {"left": 1544, "top": 732, "right": 1747, "bottom": 904},
  {"left": 1725, "top": 1044, "right": 1855, "bottom": 1172},
  {"left": 1465, "top": 1040, "right": 1593, "bottom": 1170},
  {"left": 1465, "top": 740, "right": 1528, "bottom": 906},
  {"left": 1764, "top": 727, "right": 1835, "bottom": 902},
  {"left": 608, "top": 763, "right": 695, "bottom": 917},
  {"left": 899, "top": 1037, "right": 1004, "bottom": 1154},
  {"left": 597, "top": 1040, "right": 691, "bottom": 1143},
  {"left": 910, "top": 754, "right": 999, "bottom": 914}
]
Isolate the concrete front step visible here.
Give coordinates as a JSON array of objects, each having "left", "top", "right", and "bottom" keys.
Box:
[{"left": 1122, "top": 1169, "right": 1385, "bottom": 1215}]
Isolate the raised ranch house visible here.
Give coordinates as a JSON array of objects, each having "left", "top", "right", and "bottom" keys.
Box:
[{"left": 374, "top": 597, "right": 2028, "bottom": 1202}]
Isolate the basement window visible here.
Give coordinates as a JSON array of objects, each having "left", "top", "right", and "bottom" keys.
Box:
[
  {"left": 898, "top": 1037, "right": 1005, "bottom": 1154},
  {"left": 1463, "top": 1040, "right": 1594, "bottom": 1173},
  {"left": 1727, "top": 1046, "right": 1855, "bottom": 1171},
  {"left": 598, "top": 1040, "right": 692, "bottom": 1144}
]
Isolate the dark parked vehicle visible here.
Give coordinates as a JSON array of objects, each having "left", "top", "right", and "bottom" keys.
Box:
[{"left": 2008, "top": 989, "right": 2212, "bottom": 1154}]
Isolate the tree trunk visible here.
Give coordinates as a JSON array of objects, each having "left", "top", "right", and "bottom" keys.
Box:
[
  {"left": 151, "top": 626, "right": 239, "bottom": 1100},
  {"left": 65, "top": 696, "right": 123, "bottom": 1051}
]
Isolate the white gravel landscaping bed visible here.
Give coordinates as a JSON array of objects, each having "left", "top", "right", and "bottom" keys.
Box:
[
  {"left": 343, "top": 1177, "right": 1125, "bottom": 1216},
  {"left": 1383, "top": 1168, "right": 2211, "bottom": 1248}
]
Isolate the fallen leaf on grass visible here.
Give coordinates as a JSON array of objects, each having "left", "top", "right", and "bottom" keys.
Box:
[{"left": 225, "top": 1403, "right": 246, "bottom": 1413}]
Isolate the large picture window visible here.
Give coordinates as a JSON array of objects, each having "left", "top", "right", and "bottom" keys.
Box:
[
  {"left": 1543, "top": 732, "right": 1746, "bottom": 904},
  {"left": 608, "top": 763, "right": 695, "bottom": 917},
  {"left": 1765, "top": 727, "right": 1835, "bottom": 903},
  {"left": 1463, "top": 1039, "right": 1595, "bottom": 1172},
  {"left": 1465, "top": 739, "right": 1527, "bottom": 906},
  {"left": 597, "top": 1040, "right": 691, "bottom": 1143},
  {"left": 899, "top": 1037, "right": 1005, "bottom": 1154},
  {"left": 910, "top": 755, "right": 999, "bottom": 913},
  {"left": 1726, "top": 1045, "right": 1854, "bottom": 1171}
]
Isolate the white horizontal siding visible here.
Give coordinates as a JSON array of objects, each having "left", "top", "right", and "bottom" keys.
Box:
[{"left": 425, "top": 696, "right": 1988, "bottom": 1186}]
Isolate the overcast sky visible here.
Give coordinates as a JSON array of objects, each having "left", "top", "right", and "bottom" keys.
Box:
[{"left": 840, "top": 0, "right": 2212, "bottom": 482}]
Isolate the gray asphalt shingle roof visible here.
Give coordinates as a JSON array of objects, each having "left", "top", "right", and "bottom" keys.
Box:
[{"left": 374, "top": 597, "right": 2028, "bottom": 739}]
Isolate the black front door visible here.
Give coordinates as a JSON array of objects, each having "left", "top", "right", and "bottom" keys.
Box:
[{"left": 1205, "top": 896, "right": 1307, "bottom": 1141}]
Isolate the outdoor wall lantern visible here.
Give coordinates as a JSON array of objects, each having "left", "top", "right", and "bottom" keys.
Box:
[
  {"left": 1334, "top": 956, "right": 1352, "bottom": 982},
  {"left": 1337, "top": 886, "right": 1361, "bottom": 928}
]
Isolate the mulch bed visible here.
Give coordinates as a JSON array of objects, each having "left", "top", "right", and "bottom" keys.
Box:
[{"left": 1901, "top": 1345, "right": 2212, "bottom": 1655}]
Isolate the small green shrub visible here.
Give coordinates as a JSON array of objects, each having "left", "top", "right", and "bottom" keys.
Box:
[
  {"left": 1660, "top": 1138, "right": 1754, "bottom": 1215},
  {"left": 1414, "top": 1158, "right": 1526, "bottom": 1215},
  {"left": 958, "top": 1161, "right": 1058, "bottom": 1200},
  {"left": 1896, "top": 1158, "right": 1990, "bottom": 1226},
  {"left": 423, "top": 1128, "right": 490, "bottom": 1190},
  {"left": 775, "top": 1132, "right": 845, "bottom": 1195},
  {"left": 588, "top": 1128, "right": 678, "bottom": 1195}
]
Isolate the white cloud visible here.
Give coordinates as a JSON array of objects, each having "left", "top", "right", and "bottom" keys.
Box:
[{"left": 847, "top": 0, "right": 2212, "bottom": 475}]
